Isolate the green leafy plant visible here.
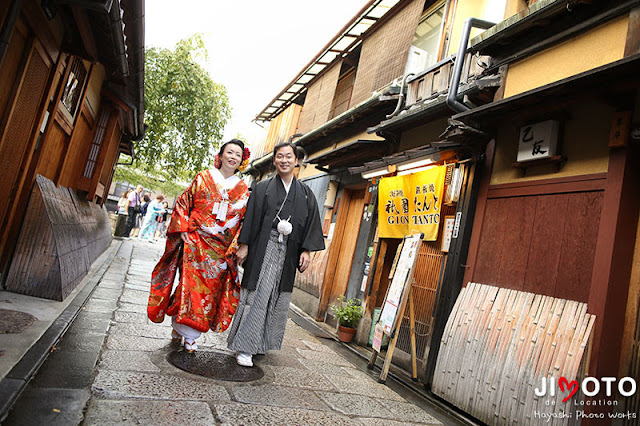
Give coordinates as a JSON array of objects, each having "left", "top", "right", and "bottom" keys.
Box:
[
  {"left": 331, "top": 296, "right": 364, "bottom": 328},
  {"left": 139, "top": 34, "right": 231, "bottom": 181}
]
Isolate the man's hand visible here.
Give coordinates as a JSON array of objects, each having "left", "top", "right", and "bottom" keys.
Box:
[
  {"left": 299, "top": 250, "right": 311, "bottom": 272},
  {"left": 180, "top": 232, "right": 188, "bottom": 243},
  {"left": 236, "top": 244, "right": 248, "bottom": 266}
]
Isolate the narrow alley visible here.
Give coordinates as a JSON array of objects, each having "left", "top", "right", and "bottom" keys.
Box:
[{"left": 3, "top": 239, "right": 462, "bottom": 425}]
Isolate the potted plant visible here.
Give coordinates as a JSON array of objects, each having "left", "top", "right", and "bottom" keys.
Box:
[{"left": 331, "top": 295, "right": 364, "bottom": 343}]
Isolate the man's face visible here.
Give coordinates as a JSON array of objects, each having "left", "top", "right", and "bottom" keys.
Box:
[
  {"left": 137, "top": 185, "right": 143, "bottom": 193},
  {"left": 273, "top": 146, "right": 297, "bottom": 176}
]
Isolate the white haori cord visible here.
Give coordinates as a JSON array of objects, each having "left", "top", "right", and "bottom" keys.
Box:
[{"left": 274, "top": 195, "right": 292, "bottom": 243}]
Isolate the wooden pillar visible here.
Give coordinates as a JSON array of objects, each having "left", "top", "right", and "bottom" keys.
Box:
[
  {"left": 587, "top": 146, "right": 640, "bottom": 378},
  {"left": 316, "top": 188, "right": 350, "bottom": 321},
  {"left": 462, "top": 140, "right": 496, "bottom": 286},
  {"left": 424, "top": 141, "right": 494, "bottom": 387}
]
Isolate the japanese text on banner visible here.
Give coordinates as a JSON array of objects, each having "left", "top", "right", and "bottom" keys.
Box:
[{"left": 378, "top": 166, "right": 446, "bottom": 240}]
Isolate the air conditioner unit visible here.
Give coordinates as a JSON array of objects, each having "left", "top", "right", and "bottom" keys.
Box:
[{"left": 404, "top": 46, "right": 427, "bottom": 76}]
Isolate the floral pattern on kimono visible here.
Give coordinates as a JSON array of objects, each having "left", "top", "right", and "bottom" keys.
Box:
[{"left": 147, "top": 169, "right": 249, "bottom": 332}]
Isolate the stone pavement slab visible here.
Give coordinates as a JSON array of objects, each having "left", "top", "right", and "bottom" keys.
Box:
[
  {"left": 119, "top": 289, "right": 149, "bottom": 305},
  {"left": 324, "top": 373, "right": 407, "bottom": 401},
  {"left": 104, "top": 334, "right": 168, "bottom": 351},
  {"left": 315, "top": 391, "right": 396, "bottom": 418},
  {"left": 123, "top": 282, "right": 149, "bottom": 292},
  {"left": 113, "top": 310, "right": 148, "bottom": 323},
  {"left": 82, "top": 297, "right": 118, "bottom": 314},
  {"left": 92, "top": 370, "right": 231, "bottom": 401},
  {"left": 301, "top": 338, "right": 337, "bottom": 353},
  {"left": 84, "top": 399, "right": 215, "bottom": 425},
  {"left": 379, "top": 399, "right": 444, "bottom": 424},
  {"left": 116, "top": 301, "right": 145, "bottom": 313},
  {"left": 232, "top": 384, "right": 331, "bottom": 411},
  {"left": 96, "top": 280, "right": 125, "bottom": 290},
  {"left": 97, "top": 350, "right": 161, "bottom": 373},
  {"left": 296, "top": 348, "right": 354, "bottom": 366},
  {"left": 90, "top": 287, "right": 123, "bottom": 301},
  {"left": 215, "top": 402, "right": 359, "bottom": 426},
  {"left": 358, "top": 418, "right": 441, "bottom": 426},
  {"left": 109, "top": 322, "right": 173, "bottom": 339},
  {"left": 252, "top": 351, "right": 307, "bottom": 368},
  {"left": 270, "top": 365, "right": 337, "bottom": 390},
  {"left": 299, "top": 357, "right": 362, "bottom": 376}
]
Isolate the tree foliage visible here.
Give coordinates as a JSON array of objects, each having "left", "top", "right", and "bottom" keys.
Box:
[
  {"left": 113, "top": 161, "right": 187, "bottom": 197},
  {"left": 132, "top": 34, "right": 231, "bottom": 181}
]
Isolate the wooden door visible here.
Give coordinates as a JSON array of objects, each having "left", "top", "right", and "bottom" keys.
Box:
[
  {"left": 0, "top": 31, "right": 52, "bottom": 232},
  {"left": 324, "top": 188, "right": 366, "bottom": 313}
]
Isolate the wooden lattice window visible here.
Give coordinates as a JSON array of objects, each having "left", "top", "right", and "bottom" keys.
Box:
[
  {"left": 61, "top": 57, "right": 88, "bottom": 118},
  {"left": 330, "top": 69, "right": 356, "bottom": 119},
  {"left": 83, "top": 109, "right": 109, "bottom": 179}
]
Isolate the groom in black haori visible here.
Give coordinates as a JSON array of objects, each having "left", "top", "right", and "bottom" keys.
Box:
[{"left": 228, "top": 142, "right": 325, "bottom": 367}]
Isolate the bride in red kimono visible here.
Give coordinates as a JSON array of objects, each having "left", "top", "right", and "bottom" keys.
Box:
[{"left": 147, "top": 139, "right": 250, "bottom": 352}]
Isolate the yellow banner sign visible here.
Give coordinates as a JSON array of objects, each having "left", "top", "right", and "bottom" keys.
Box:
[{"left": 378, "top": 166, "right": 446, "bottom": 240}]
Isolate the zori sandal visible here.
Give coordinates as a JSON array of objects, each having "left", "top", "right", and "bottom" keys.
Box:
[
  {"left": 171, "top": 329, "right": 182, "bottom": 343},
  {"left": 183, "top": 339, "right": 197, "bottom": 353}
]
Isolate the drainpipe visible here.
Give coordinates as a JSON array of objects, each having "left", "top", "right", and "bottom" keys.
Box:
[
  {"left": 446, "top": 17, "right": 495, "bottom": 113},
  {"left": 288, "top": 133, "right": 304, "bottom": 144},
  {"left": 386, "top": 72, "right": 415, "bottom": 119},
  {"left": 0, "top": 0, "right": 22, "bottom": 66}
]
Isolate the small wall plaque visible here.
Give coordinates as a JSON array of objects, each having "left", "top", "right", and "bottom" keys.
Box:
[{"left": 517, "top": 120, "right": 559, "bottom": 162}]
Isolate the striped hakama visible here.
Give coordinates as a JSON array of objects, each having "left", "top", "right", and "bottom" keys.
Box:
[{"left": 227, "top": 230, "right": 292, "bottom": 355}]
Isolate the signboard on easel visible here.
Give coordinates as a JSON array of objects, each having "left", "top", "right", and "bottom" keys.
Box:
[
  {"left": 369, "top": 232, "right": 422, "bottom": 383},
  {"left": 378, "top": 234, "right": 421, "bottom": 335}
]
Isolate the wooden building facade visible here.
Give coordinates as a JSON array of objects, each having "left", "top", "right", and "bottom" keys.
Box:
[
  {"left": 247, "top": 0, "right": 640, "bottom": 423},
  {"left": 0, "top": 0, "right": 145, "bottom": 300},
  {"left": 248, "top": 0, "right": 503, "bottom": 380}
]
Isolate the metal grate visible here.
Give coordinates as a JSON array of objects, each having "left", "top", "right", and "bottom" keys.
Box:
[{"left": 83, "top": 109, "right": 109, "bottom": 179}]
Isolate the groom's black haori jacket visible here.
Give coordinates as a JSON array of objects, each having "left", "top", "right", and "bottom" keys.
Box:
[{"left": 238, "top": 175, "right": 325, "bottom": 293}]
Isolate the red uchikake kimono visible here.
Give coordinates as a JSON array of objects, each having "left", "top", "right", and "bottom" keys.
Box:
[{"left": 147, "top": 169, "right": 249, "bottom": 332}]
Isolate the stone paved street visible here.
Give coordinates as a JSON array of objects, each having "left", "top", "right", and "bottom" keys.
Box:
[{"left": 5, "top": 239, "right": 463, "bottom": 425}]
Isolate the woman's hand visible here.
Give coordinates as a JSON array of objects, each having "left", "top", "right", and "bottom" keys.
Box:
[
  {"left": 180, "top": 232, "right": 188, "bottom": 243},
  {"left": 236, "top": 244, "right": 248, "bottom": 266}
]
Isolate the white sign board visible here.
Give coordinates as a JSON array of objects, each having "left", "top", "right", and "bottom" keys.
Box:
[
  {"left": 517, "top": 120, "right": 559, "bottom": 162},
  {"left": 378, "top": 234, "right": 422, "bottom": 335},
  {"left": 441, "top": 216, "right": 455, "bottom": 252}
]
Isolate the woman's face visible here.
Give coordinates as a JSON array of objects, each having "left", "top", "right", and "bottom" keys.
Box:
[{"left": 220, "top": 143, "right": 243, "bottom": 173}]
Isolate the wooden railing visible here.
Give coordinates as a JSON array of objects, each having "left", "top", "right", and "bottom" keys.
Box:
[{"left": 406, "top": 53, "right": 490, "bottom": 107}]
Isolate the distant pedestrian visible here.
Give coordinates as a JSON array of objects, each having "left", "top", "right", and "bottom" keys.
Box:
[
  {"left": 117, "top": 189, "right": 132, "bottom": 215},
  {"left": 123, "top": 185, "right": 143, "bottom": 238},
  {"left": 148, "top": 139, "right": 251, "bottom": 353},
  {"left": 155, "top": 201, "right": 170, "bottom": 240},
  {"left": 227, "top": 142, "right": 324, "bottom": 367},
  {"left": 140, "top": 194, "right": 151, "bottom": 217},
  {"left": 138, "top": 195, "right": 165, "bottom": 242}
]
